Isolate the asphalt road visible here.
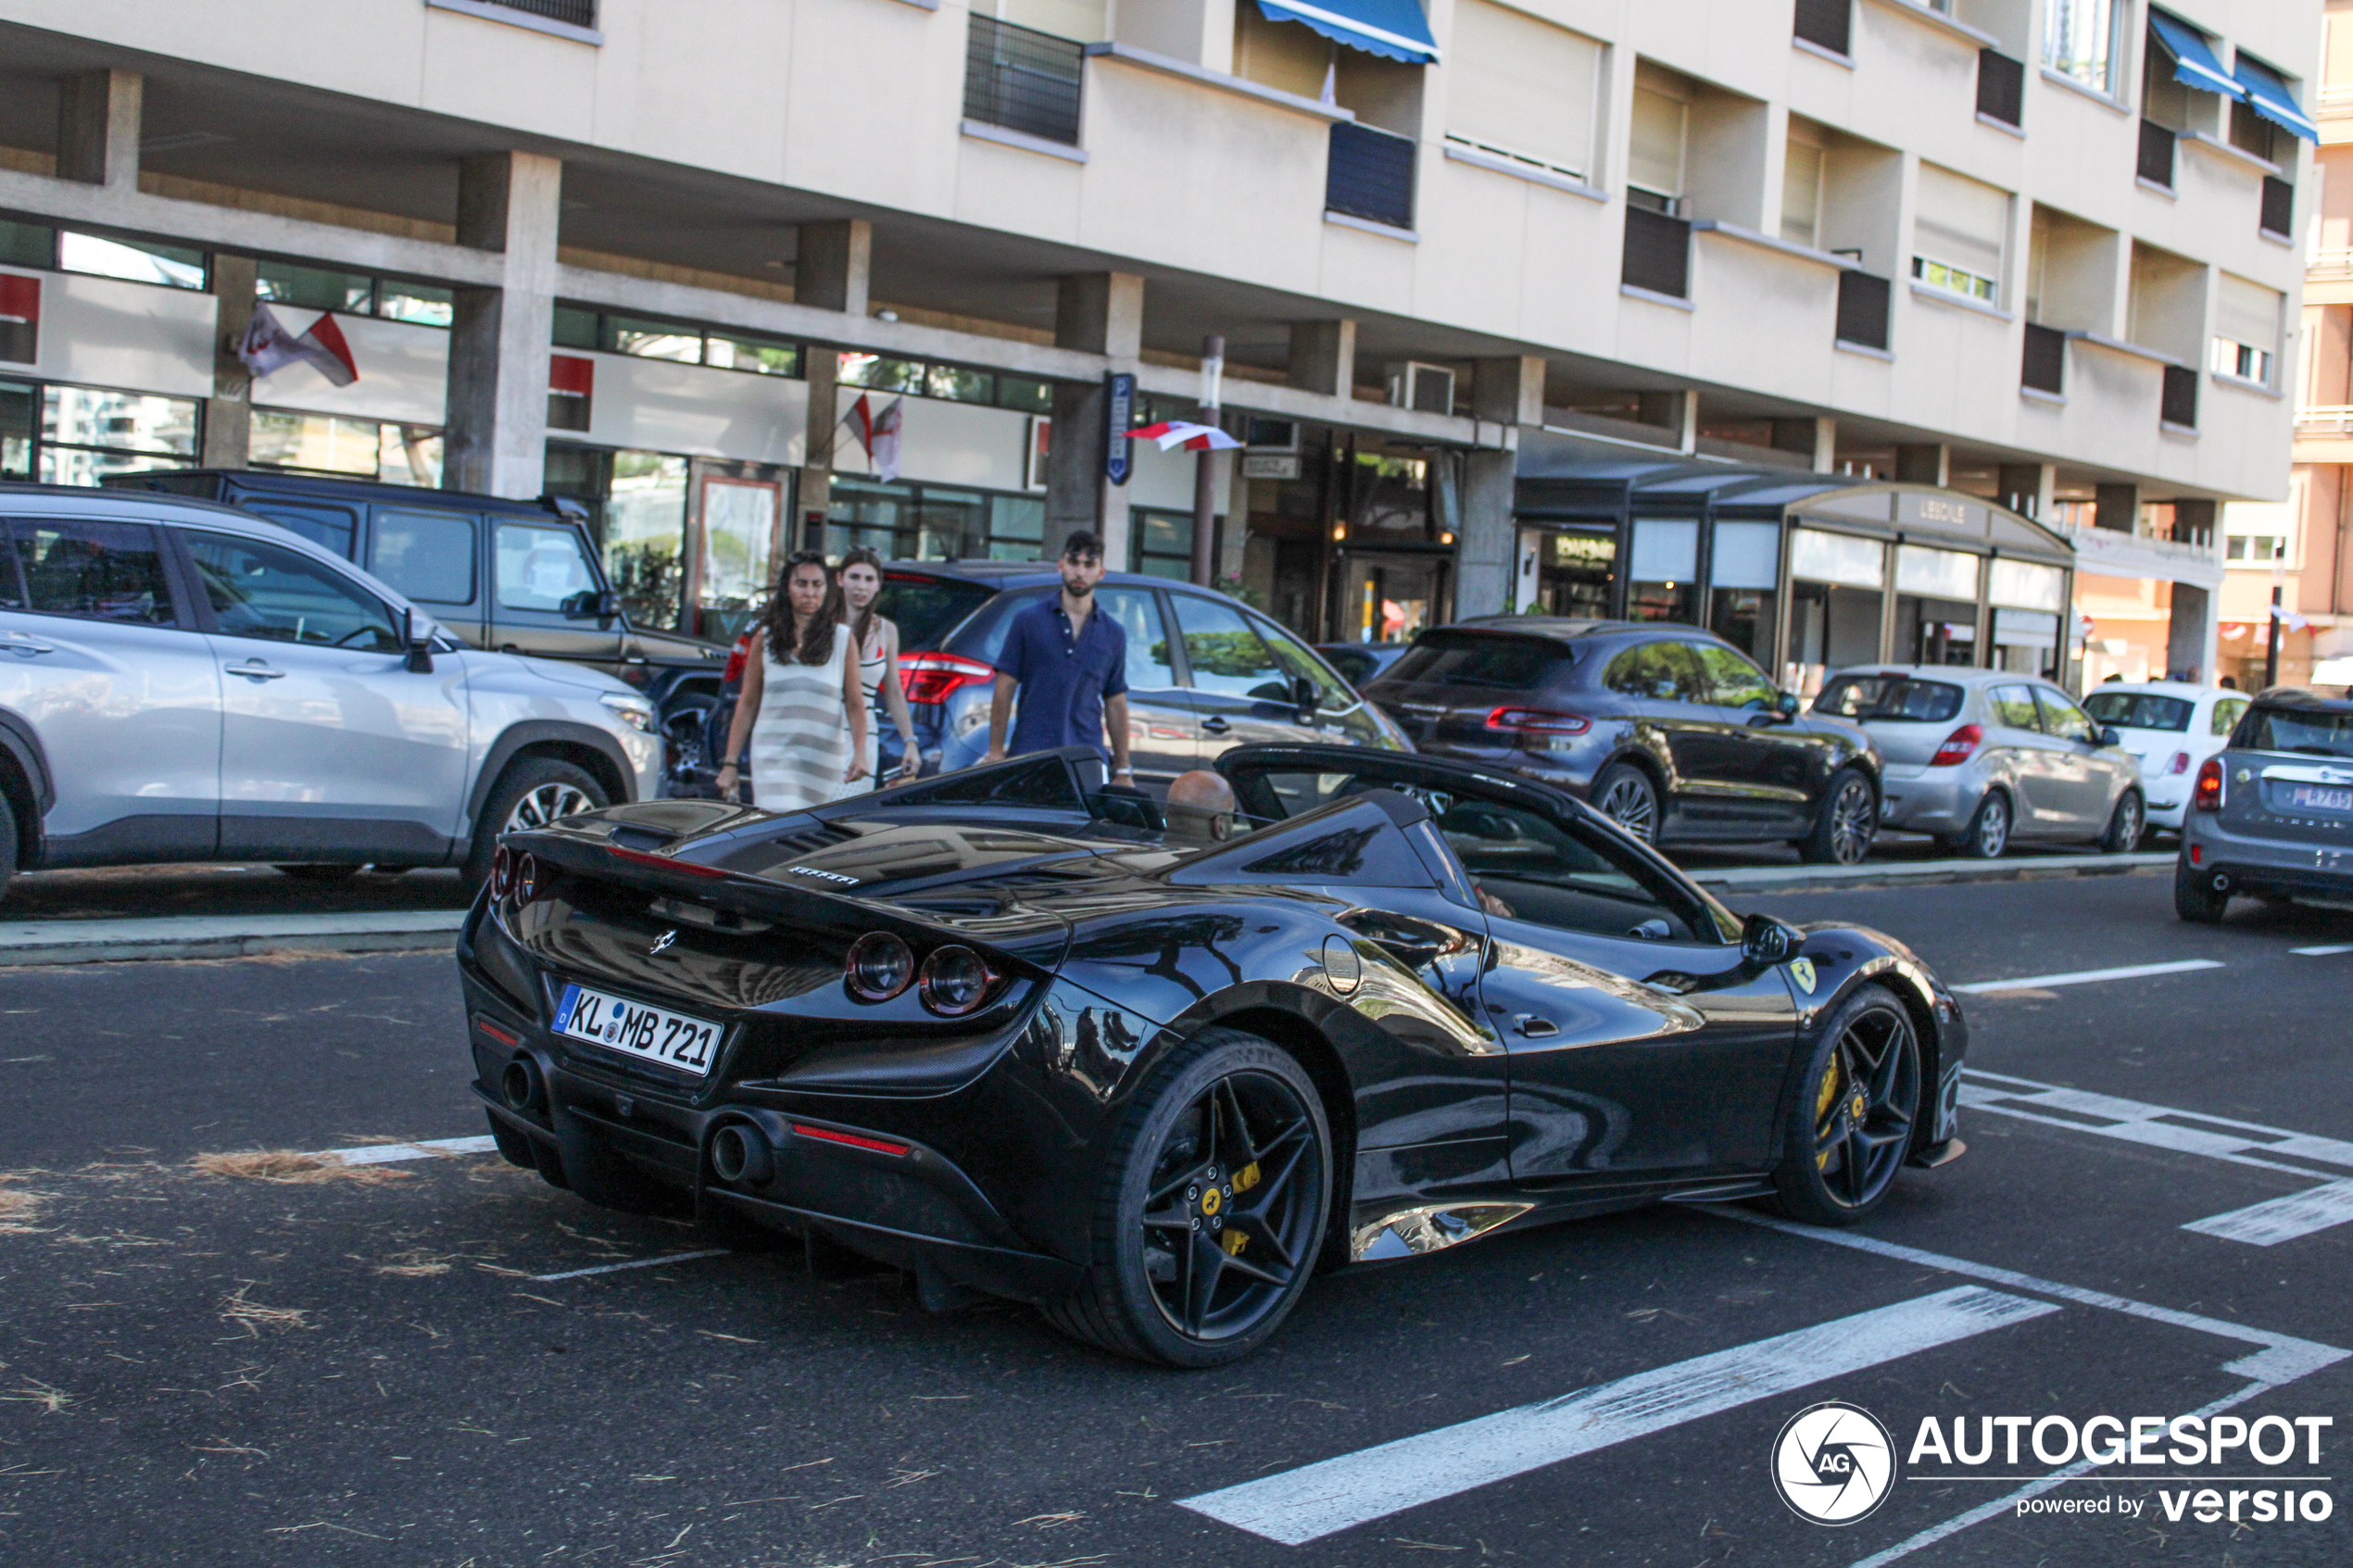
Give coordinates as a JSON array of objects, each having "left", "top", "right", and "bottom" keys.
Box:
[{"left": 3, "top": 875, "right": 2349, "bottom": 1567}]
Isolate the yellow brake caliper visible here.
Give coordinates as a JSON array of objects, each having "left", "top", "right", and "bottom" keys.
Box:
[
  {"left": 1815, "top": 1060, "right": 1842, "bottom": 1171},
  {"left": 1224, "top": 1162, "right": 1261, "bottom": 1255}
]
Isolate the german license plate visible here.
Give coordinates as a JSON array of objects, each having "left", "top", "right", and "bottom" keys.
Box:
[
  {"left": 553, "top": 983, "right": 722, "bottom": 1076},
  {"left": 2286, "top": 784, "right": 2353, "bottom": 814}
]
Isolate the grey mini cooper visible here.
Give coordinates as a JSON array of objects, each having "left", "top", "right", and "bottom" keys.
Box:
[{"left": 2176, "top": 688, "right": 2353, "bottom": 922}]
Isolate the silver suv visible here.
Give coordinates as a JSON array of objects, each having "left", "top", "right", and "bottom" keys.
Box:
[{"left": 0, "top": 485, "right": 661, "bottom": 899}]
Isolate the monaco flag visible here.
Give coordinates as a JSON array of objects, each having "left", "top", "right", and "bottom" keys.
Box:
[
  {"left": 849, "top": 393, "right": 904, "bottom": 483},
  {"left": 238, "top": 301, "right": 360, "bottom": 387}
]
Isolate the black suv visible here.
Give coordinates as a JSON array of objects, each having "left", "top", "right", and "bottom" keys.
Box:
[
  {"left": 1362, "top": 617, "right": 1881, "bottom": 863},
  {"left": 103, "top": 470, "right": 728, "bottom": 747},
  {"left": 685, "top": 560, "right": 1408, "bottom": 797}
]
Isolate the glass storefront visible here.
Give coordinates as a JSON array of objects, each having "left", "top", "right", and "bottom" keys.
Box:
[
  {"left": 4, "top": 382, "right": 202, "bottom": 485},
  {"left": 1529, "top": 529, "right": 1616, "bottom": 617},
  {"left": 546, "top": 444, "right": 691, "bottom": 631},
  {"left": 826, "top": 478, "right": 1044, "bottom": 564},
  {"left": 250, "top": 409, "right": 443, "bottom": 487},
  {"left": 1344, "top": 552, "right": 1447, "bottom": 643}
]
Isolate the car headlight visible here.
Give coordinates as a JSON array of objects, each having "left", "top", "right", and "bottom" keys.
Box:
[{"left": 599, "top": 692, "right": 655, "bottom": 732}]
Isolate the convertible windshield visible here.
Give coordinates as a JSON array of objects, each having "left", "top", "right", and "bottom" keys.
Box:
[
  {"left": 2083, "top": 691, "right": 2193, "bottom": 732},
  {"left": 1814, "top": 674, "right": 1963, "bottom": 722},
  {"left": 2238, "top": 707, "right": 2353, "bottom": 759}
]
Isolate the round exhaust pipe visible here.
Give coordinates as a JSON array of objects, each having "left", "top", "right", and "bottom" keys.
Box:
[
  {"left": 500, "top": 1054, "right": 547, "bottom": 1112},
  {"left": 710, "top": 1123, "right": 774, "bottom": 1187},
  {"left": 2211, "top": 873, "right": 2231, "bottom": 893}
]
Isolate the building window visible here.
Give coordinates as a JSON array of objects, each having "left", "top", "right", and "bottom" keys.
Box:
[
  {"left": 56, "top": 231, "right": 208, "bottom": 291},
  {"left": 964, "top": 13, "right": 1087, "bottom": 146},
  {"left": 1444, "top": 2, "right": 1601, "bottom": 183},
  {"left": 249, "top": 410, "right": 443, "bottom": 487},
  {"left": 837, "top": 353, "right": 1053, "bottom": 414},
  {"left": 2044, "top": 0, "right": 2120, "bottom": 94},
  {"left": 5, "top": 382, "right": 201, "bottom": 484},
  {"left": 476, "top": 0, "right": 597, "bottom": 25},
  {"left": 1627, "top": 71, "right": 1689, "bottom": 214},
  {"left": 550, "top": 308, "right": 802, "bottom": 377},
  {"left": 1132, "top": 508, "right": 1202, "bottom": 581},
  {"left": 257, "top": 263, "right": 453, "bottom": 328},
  {"left": 2224, "top": 533, "right": 2287, "bottom": 563},
  {"left": 2212, "top": 274, "right": 2283, "bottom": 387},
  {"left": 1912, "top": 163, "right": 2009, "bottom": 305},
  {"left": 825, "top": 478, "right": 1045, "bottom": 565}
]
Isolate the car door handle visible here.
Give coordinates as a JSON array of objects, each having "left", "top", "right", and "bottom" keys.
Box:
[
  {"left": 224, "top": 660, "right": 286, "bottom": 681},
  {"left": 2, "top": 633, "right": 56, "bottom": 657},
  {"left": 1200, "top": 716, "right": 1231, "bottom": 734},
  {"left": 1512, "top": 1013, "right": 1559, "bottom": 1038}
]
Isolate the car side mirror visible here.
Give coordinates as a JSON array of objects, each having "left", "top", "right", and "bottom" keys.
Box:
[
  {"left": 1290, "top": 672, "right": 1319, "bottom": 721},
  {"left": 401, "top": 607, "right": 434, "bottom": 674},
  {"left": 2098, "top": 725, "right": 2121, "bottom": 746},
  {"left": 1777, "top": 692, "right": 1801, "bottom": 718},
  {"left": 1740, "top": 911, "right": 1803, "bottom": 966},
  {"left": 561, "top": 588, "right": 619, "bottom": 622}
]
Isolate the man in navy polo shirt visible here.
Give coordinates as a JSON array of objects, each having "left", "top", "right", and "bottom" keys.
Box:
[{"left": 983, "top": 531, "right": 1135, "bottom": 784}]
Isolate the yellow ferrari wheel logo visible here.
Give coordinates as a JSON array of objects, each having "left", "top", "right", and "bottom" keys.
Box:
[
  {"left": 1789, "top": 957, "right": 1818, "bottom": 994},
  {"left": 1201, "top": 1187, "right": 1223, "bottom": 1217}
]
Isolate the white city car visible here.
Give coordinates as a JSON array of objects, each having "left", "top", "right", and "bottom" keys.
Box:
[{"left": 2080, "top": 681, "right": 2249, "bottom": 834}]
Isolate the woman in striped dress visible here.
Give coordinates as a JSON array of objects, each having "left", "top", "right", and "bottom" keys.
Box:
[
  {"left": 715, "top": 551, "right": 867, "bottom": 811},
  {"left": 833, "top": 546, "right": 920, "bottom": 797}
]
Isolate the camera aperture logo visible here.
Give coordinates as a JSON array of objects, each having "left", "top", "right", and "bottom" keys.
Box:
[{"left": 1773, "top": 1402, "right": 1896, "bottom": 1525}]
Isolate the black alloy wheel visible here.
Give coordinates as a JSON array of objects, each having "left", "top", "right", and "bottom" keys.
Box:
[
  {"left": 1590, "top": 762, "right": 1661, "bottom": 843},
  {"left": 2173, "top": 856, "right": 2229, "bottom": 923},
  {"left": 1771, "top": 984, "right": 1920, "bottom": 1225},
  {"left": 1952, "top": 791, "right": 2010, "bottom": 859},
  {"left": 2098, "top": 790, "right": 2145, "bottom": 855},
  {"left": 1045, "top": 1028, "right": 1330, "bottom": 1367},
  {"left": 1800, "top": 768, "right": 1878, "bottom": 866}
]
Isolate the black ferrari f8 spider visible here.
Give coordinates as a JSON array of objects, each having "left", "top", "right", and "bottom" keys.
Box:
[{"left": 460, "top": 746, "right": 1967, "bottom": 1366}]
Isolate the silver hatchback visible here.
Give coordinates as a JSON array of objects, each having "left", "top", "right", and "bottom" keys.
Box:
[{"left": 1811, "top": 666, "right": 2145, "bottom": 857}]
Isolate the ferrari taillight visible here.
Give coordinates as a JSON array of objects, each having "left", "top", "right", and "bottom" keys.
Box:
[
  {"left": 1486, "top": 707, "right": 1592, "bottom": 736},
  {"left": 2166, "top": 750, "right": 2192, "bottom": 775},
  {"left": 2194, "top": 757, "right": 2225, "bottom": 811},
  {"left": 490, "top": 844, "right": 513, "bottom": 900},
  {"left": 900, "top": 653, "right": 995, "bottom": 705},
  {"left": 1929, "top": 724, "right": 1982, "bottom": 767}
]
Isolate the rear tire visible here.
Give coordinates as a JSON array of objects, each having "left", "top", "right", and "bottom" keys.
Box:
[
  {"left": 1589, "top": 761, "right": 1662, "bottom": 843},
  {"left": 463, "top": 757, "right": 608, "bottom": 895},
  {"left": 1042, "top": 1027, "right": 1330, "bottom": 1368},
  {"left": 0, "top": 786, "right": 18, "bottom": 904},
  {"left": 2174, "top": 857, "right": 2229, "bottom": 923},
  {"left": 1799, "top": 768, "right": 1878, "bottom": 866},
  {"left": 1949, "top": 792, "right": 2011, "bottom": 859},
  {"left": 2097, "top": 790, "right": 2145, "bottom": 855}
]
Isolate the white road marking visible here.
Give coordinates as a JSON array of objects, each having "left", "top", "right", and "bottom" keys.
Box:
[
  {"left": 1176, "top": 1286, "right": 2057, "bottom": 1546},
  {"left": 329, "top": 1135, "right": 498, "bottom": 1166},
  {"left": 1959, "top": 1069, "right": 2353, "bottom": 1173},
  {"left": 2183, "top": 1179, "right": 2353, "bottom": 1247},
  {"left": 2291, "top": 943, "right": 2353, "bottom": 956},
  {"left": 532, "top": 1250, "right": 730, "bottom": 1282},
  {"left": 1952, "top": 958, "right": 2222, "bottom": 994}
]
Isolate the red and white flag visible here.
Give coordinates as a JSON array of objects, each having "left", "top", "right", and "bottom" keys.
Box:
[
  {"left": 1127, "top": 419, "right": 1239, "bottom": 452},
  {"left": 238, "top": 301, "right": 360, "bottom": 388},
  {"left": 849, "top": 394, "right": 904, "bottom": 483}
]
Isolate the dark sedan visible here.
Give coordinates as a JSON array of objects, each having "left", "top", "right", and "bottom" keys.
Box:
[
  {"left": 460, "top": 744, "right": 1966, "bottom": 1367},
  {"left": 1364, "top": 619, "right": 1882, "bottom": 864}
]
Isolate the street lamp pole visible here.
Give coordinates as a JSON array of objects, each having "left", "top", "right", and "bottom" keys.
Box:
[
  {"left": 1189, "top": 333, "right": 1224, "bottom": 587},
  {"left": 2263, "top": 550, "right": 2284, "bottom": 689}
]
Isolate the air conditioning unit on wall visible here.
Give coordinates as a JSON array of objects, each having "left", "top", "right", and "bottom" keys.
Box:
[{"left": 1385, "top": 361, "right": 1456, "bottom": 416}]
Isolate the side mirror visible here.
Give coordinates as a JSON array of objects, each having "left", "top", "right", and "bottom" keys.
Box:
[
  {"left": 560, "top": 589, "right": 617, "bottom": 621},
  {"left": 1740, "top": 911, "right": 1803, "bottom": 966},
  {"left": 1290, "top": 672, "right": 1319, "bottom": 722},
  {"left": 2098, "top": 725, "right": 2121, "bottom": 747},
  {"left": 1777, "top": 692, "right": 1801, "bottom": 718},
  {"left": 401, "top": 607, "right": 434, "bottom": 674}
]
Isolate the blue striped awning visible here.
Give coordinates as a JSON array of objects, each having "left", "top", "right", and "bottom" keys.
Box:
[
  {"left": 1256, "top": 0, "right": 1438, "bottom": 65},
  {"left": 2148, "top": 10, "right": 2242, "bottom": 100},
  {"left": 2233, "top": 53, "right": 2319, "bottom": 143}
]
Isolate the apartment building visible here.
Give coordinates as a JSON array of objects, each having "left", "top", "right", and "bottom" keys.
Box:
[
  {"left": 0, "top": 0, "right": 2319, "bottom": 690},
  {"left": 2280, "top": 0, "right": 2353, "bottom": 691}
]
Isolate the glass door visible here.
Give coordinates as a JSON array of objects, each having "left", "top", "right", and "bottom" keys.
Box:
[{"left": 696, "top": 472, "right": 784, "bottom": 642}]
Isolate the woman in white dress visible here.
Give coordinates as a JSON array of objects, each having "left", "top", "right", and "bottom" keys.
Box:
[
  {"left": 834, "top": 546, "right": 920, "bottom": 797},
  {"left": 715, "top": 551, "right": 868, "bottom": 811}
]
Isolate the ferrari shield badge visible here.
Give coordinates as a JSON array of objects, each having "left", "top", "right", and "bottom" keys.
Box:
[{"left": 1788, "top": 956, "right": 1818, "bottom": 995}]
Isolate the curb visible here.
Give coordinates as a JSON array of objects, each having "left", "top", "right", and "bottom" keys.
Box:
[
  {"left": 0, "top": 910, "right": 466, "bottom": 967},
  {"left": 1687, "top": 850, "right": 2175, "bottom": 897}
]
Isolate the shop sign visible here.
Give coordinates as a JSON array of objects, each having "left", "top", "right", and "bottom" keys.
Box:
[
  {"left": 0, "top": 272, "right": 37, "bottom": 365},
  {"left": 1550, "top": 533, "right": 1616, "bottom": 564},
  {"left": 1103, "top": 372, "right": 1135, "bottom": 485},
  {"left": 1241, "top": 452, "right": 1299, "bottom": 480}
]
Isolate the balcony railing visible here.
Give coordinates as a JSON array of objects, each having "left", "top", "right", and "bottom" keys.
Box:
[
  {"left": 1835, "top": 270, "right": 1891, "bottom": 350},
  {"left": 1327, "top": 122, "right": 1416, "bottom": 231},
  {"left": 1976, "top": 49, "right": 2024, "bottom": 127},
  {"left": 1622, "top": 206, "right": 1692, "bottom": 299},
  {"left": 2161, "top": 364, "right": 2199, "bottom": 430},
  {"left": 478, "top": 0, "right": 596, "bottom": 24},
  {"left": 2137, "top": 119, "right": 2175, "bottom": 189},
  {"left": 2260, "top": 176, "right": 2295, "bottom": 239},
  {"left": 1793, "top": 0, "right": 1852, "bottom": 56},
  {"left": 2296, "top": 406, "right": 2353, "bottom": 436},
  {"left": 2022, "top": 322, "right": 2066, "bottom": 395},
  {"left": 964, "top": 15, "right": 1085, "bottom": 146}
]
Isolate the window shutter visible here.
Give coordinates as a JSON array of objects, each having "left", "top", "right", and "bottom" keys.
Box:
[
  {"left": 1446, "top": 2, "right": 1602, "bottom": 179},
  {"left": 1628, "top": 88, "right": 1687, "bottom": 199},
  {"left": 2216, "top": 274, "right": 2281, "bottom": 352},
  {"left": 1914, "top": 164, "right": 2009, "bottom": 283},
  {"left": 998, "top": 0, "right": 1105, "bottom": 40}
]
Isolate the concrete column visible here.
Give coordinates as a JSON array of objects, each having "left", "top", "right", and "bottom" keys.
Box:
[
  {"left": 1808, "top": 417, "right": 1837, "bottom": 472},
  {"left": 2095, "top": 482, "right": 2139, "bottom": 533},
  {"left": 2166, "top": 581, "right": 2217, "bottom": 682},
  {"left": 445, "top": 151, "right": 562, "bottom": 499},
  {"left": 1043, "top": 271, "right": 1144, "bottom": 562},
  {"left": 1456, "top": 357, "right": 1543, "bottom": 619},
  {"left": 1998, "top": 462, "right": 2056, "bottom": 521},
  {"left": 57, "top": 69, "right": 141, "bottom": 188},
  {"left": 202, "top": 254, "right": 258, "bottom": 469},
  {"left": 1894, "top": 443, "right": 1949, "bottom": 487},
  {"left": 1674, "top": 390, "right": 1700, "bottom": 456},
  {"left": 1287, "top": 319, "right": 1357, "bottom": 396},
  {"left": 800, "top": 347, "right": 839, "bottom": 550},
  {"left": 796, "top": 220, "right": 872, "bottom": 318}
]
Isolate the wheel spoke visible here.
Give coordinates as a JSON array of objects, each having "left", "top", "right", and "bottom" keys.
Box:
[
  {"left": 1218, "top": 1244, "right": 1292, "bottom": 1287},
  {"left": 1181, "top": 1231, "right": 1225, "bottom": 1332}
]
